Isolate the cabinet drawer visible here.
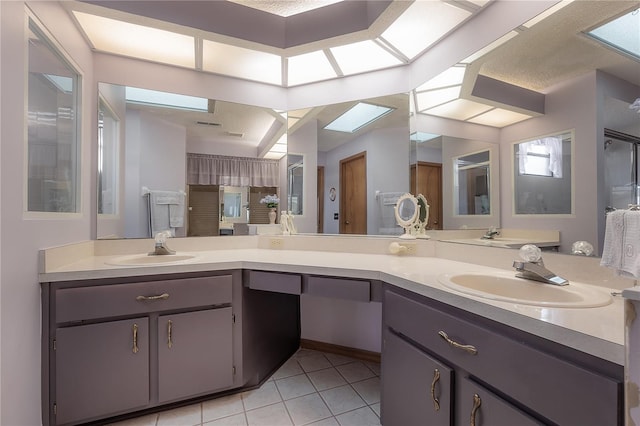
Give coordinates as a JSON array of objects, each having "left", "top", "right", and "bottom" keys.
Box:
[
  {"left": 306, "top": 276, "right": 370, "bottom": 302},
  {"left": 384, "top": 289, "right": 622, "bottom": 426},
  {"left": 56, "top": 275, "right": 233, "bottom": 323},
  {"left": 246, "top": 270, "right": 301, "bottom": 295}
]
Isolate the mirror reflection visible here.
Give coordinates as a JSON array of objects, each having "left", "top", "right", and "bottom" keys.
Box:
[
  {"left": 513, "top": 130, "right": 573, "bottom": 215},
  {"left": 454, "top": 150, "right": 491, "bottom": 216}
]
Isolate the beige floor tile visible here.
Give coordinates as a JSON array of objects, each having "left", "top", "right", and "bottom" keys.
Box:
[
  {"left": 275, "top": 374, "right": 316, "bottom": 400},
  {"left": 272, "top": 359, "right": 304, "bottom": 380},
  {"left": 335, "top": 362, "right": 375, "bottom": 384},
  {"left": 294, "top": 348, "right": 321, "bottom": 358},
  {"left": 335, "top": 406, "right": 380, "bottom": 426},
  {"left": 203, "top": 394, "right": 244, "bottom": 422},
  {"left": 307, "top": 368, "right": 347, "bottom": 392},
  {"left": 369, "top": 402, "right": 380, "bottom": 417},
  {"left": 284, "top": 393, "right": 332, "bottom": 426},
  {"left": 157, "top": 403, "right": 202, "bottom": 426},
  {"left": 298, "top": 353, "right": 332, "bottom": 373},
  {"left": 364, "top": 361, "right": 381, "bottom": 376},
  {"left": 324, "top": 353, "right": 356, "bottom": 367},
  {"left": 319, "top": 385, "right": 366, "bottom": 416},
  {"left": 245, "top": 402, "right": 293, "bottom": 426},
  {"left": 351, "top": 377, "right": 380, "bottom": 405},
  {"left": 203, "top": 412, "right": 247, "bottom": 426},
  {"left": 242, "top": 381, "right": 283, "bottom": 411},
  {"left": 307, "top": 417, "right": 339, "bottom": 426}
]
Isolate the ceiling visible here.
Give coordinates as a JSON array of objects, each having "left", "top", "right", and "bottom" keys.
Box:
[{"left": 84, "top": 0, "right": 640, "bottom": 154}]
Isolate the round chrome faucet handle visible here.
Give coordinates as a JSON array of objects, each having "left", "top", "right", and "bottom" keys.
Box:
[{"left": 519, "top": 244, "right": 542, "bottom": 262}]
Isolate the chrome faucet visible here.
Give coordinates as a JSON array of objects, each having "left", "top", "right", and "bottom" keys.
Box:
[
  {"left": 513, "top": 257, "right": 569, "bottom": 286},
  {"left": 481, "top": 226, "right": 500, "bottom": 240},
  {"left": 150, "top": 231, "right": 176, "bottom": 255}
]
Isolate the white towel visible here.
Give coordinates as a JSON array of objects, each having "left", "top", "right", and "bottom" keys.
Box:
[
  {"left": 169, "top": 192, "right": 185, "bottom": 228},
  {"left": 601, "top": 210, "right": 640, "bottom": 279},
  {"left": 148, "top": 190, "right": 185, "bottom": 236}
]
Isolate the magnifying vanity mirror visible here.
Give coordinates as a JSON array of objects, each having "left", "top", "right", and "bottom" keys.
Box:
[
  {"left": 394, "top": 193, "right": 419, "bottom": 239},
  {"left": 415, "top": 194, "right": 430, "bottom": 239}
]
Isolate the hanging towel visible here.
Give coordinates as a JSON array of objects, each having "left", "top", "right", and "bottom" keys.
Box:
[
  {"left": 601, "top": 210, "right": 640, "bottom": 279},
  {"left": 169, "top": 192, "right": 185, "bottom": 228}
]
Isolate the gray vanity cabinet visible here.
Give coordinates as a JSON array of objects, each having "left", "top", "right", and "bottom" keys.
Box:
[
  {"left": 381, "top": 328, "right": 453, "bottom": 426},
  {"left": 42, "top": 272, "right": 241, "bottom": 426},
  {"left": 55, "top": 318, "right": 150, "bottom": 425},
  {"left": 158, "top": 307, "right": 234, "bottom": 403},
  {"left": 382, "top": 286, "right": 623, "bottom": 426}
]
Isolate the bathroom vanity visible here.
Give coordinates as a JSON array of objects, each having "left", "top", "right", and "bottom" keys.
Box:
[{"left": 39, "top": 238, "right": 625, "bottom": 425}]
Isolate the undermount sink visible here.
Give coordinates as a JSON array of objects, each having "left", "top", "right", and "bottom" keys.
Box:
[
  {"left": 106, "top": 254, "right": 198, "bottom": 266},
  {"left": 437, "top": 271, "right": 613, "bottom": 308}
]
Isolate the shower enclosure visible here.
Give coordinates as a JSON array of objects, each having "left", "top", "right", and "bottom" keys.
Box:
[{"left": 604, "top": 128, "right": 640, "bottom": 211}]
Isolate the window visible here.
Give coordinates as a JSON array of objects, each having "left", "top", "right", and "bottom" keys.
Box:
[
  {"left": 517, "top": 137, "right": 563, "bottom": 178},
  {"left": 98, "top": 98, "right": 119, "bottom": 215},
  {"left": 27, "top": 18, "right": 81, "bottom": 213}
]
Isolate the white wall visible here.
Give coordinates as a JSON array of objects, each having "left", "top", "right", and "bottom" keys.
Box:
[
  {"left": 124, "top": 110, "right": 187, "bottom": 238},
  {"left": 1, "top": 2, "right": 95, "bottom": 424}
]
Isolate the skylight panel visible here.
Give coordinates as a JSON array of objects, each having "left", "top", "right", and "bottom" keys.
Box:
[
  {"left": 468, "top": 108, "right": 532, "bottom": 127},
  {"left": 324, "top": 102, "right": 395, "bottom": 133},
  {"left": 330, "top": 40, "right": 403, "bottom": 75},
  {"left": 125, "top": 87, "right": 208, "bottom": 111},
  {"left": 415, "top": 86, "right": 461, "bottom": 111},
  {"left": 411, "top": 132, "right": 441, "bottom": 143},
  {"left": 73, "top": 11, "right": 195, "bottom": 68},
  {"left": 202, "top": 40, "right": 281, "bottom": 85},
  {"left": 416, "top": 66, "right": 466, "bottom": 91},
  {"left": 522, "top": 0, "right": 574, "bottom": 28},
  {"left": 381, "top": 1, "right": 471, "bottom": 60},
  {"left": 287, "top": 51, "right": 337, "bottom": 86},
  {"left": 586, "top": 8, "right": 640, "bottom": 60},
  {"left": 423, "top": 98, "right": 492, "bottom": 121}
]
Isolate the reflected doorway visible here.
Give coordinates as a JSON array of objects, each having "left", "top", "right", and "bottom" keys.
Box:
[
  {"left": 187, "top": 185, "right": 219, "bottom": 236},
  {"left": 411, "top": 162, "right": 442, "bottom": 230},
  {"left": 340, "top": 152, "right": 367, "bottom": 234},
  {"left": 317, "top": 166, "right": 324, "bottom": 233}
]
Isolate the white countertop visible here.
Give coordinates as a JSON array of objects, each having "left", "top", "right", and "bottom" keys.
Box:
[{"left": 39, "top": 241, "right": 624, "bottom": 366}]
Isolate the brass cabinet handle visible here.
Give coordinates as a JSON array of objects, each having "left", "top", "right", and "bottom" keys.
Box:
[
  {"left": 132, "top": 323, "right": 139, "bottom": 354},
  {"left": 430, "top": 368, "right": 441, "bottom": 411},
  {"left": 167, "top": 320, "right": 173, "bottom": 349},
  {"left": 438, "top": 331, "right": 478, "bottom": 355},
  {"left": 470, "top": 393, "right": 482, "bottom": 426},
  {"left": 136, "top": 293, "right": 169, "bottom": 301}
]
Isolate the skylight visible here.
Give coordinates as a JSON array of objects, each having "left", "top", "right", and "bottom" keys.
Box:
[
  {"left": 411, "top": 132, "right": 441, "bottom": 143},
  {"left": 586, "top": 8, "right": 640, "bottom": 60},
  {"left": 324, "top": 102, "right": 395, "bottom": 133},
  {"left": 125, "top": 87, "right": 208, "bottom": 111}
]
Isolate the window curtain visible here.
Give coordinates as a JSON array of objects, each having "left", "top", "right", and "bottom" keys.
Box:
[
  {"left": 518, "top": 136, "right": 563, "bottom": 178},
  {"left": 186, "top": 154, "right": 280, "bottom": 187}
]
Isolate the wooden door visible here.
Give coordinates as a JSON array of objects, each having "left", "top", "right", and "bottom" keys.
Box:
[
  {"left": 340, "top": 152, "right": 367, "bottom": 234},
  {"left": 411, "top": 162, "right": 442, "bottom": 230},
  {"left": 187, "top": 185, "right": 219, "bottom": 236},
  {"left": 317, "top": 166, "right": 324, "bottom": 233}
]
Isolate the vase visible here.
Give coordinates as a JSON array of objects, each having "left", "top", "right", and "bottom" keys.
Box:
[{"left": 268, "top": 208, "right": 277, "bottom": 224}]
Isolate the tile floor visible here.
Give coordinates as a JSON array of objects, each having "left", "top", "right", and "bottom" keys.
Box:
[{"left": 109, "top": 348, "right": 381, "bottom": 426}]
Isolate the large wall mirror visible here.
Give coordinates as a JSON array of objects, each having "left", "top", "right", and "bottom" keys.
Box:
[{"left": 96, "top": 82, "right": 287, "bottom": 239}]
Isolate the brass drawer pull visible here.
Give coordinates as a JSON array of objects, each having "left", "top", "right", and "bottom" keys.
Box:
[
  {"left": 430, "top": 368, "right": 441, "bottom": 411},
  {"left": 132, "top": 323, "right": 139, "bottom": 354},
  {"left": 470, "top": 393, "right": 482, "bottom": 426},
  {"left": 136, "top": 293, "right": 169, "bottom": 301},
  {"left": 438, "top": 331, "right": 478, "bottom": 355},
  {"left": 167, "top": 320, "right": 173, "bottom": 349}
]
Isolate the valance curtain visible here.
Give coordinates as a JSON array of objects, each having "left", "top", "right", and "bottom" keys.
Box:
[{"left": 186, "top": 153, "right": 280, "bottom": 187}]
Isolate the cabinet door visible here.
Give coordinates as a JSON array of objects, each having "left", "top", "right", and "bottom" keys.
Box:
[
  {"left": 55, "top": 318, "right": 149, "bottom": 425},
  {"left": 457, "top": 377, "right": 543, "bottom": 426},
  {"left": 158, "top": 307, "right": 234, "bottom": 402},
  {"left": 381, "top": 329, "right": 453, "bottom": 426}
]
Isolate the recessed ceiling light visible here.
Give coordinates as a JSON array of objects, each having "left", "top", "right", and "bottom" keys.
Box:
[
  {"left": 125, "top": 87, "right": 208, "bottom": 111},
  {"left": 586, "top": 8, "right": 640, "bottom": 60},
  {"left": 73, "top": 11, "right": 195, "bottom": 68},
  {"left": 324, "top": 102, "right": 395, "bottom": 133},
  {"left": 228, "top": 0, "right": 343, "bottom": 17},
  {"left": 415, "top": 86, "right": 461, "bottom": 111},
  {"left": 416, "top": 66, "right": 466, "bottom": 91},
  {"left": 423, "top": 98, "right": 493, "bottom": 121}
]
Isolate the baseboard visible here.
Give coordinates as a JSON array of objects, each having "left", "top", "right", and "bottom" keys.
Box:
[{"left": 300, "top": 339, "right": 381, "bottom": 364}]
